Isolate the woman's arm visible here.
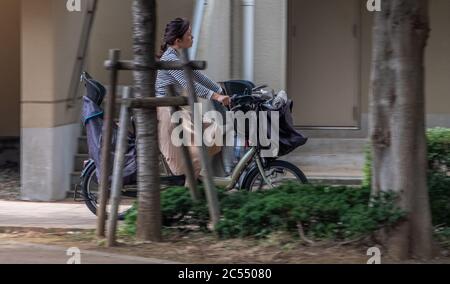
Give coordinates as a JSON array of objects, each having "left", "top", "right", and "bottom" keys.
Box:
[
  {"left": 167, "top": 68, "right": 215, "bottom": 100},
  {"left": 164, "top": 53, "right": 229, "bottom": 105},
  {"left": 193, "top": 70, "right": 223, "bottom": 94}
]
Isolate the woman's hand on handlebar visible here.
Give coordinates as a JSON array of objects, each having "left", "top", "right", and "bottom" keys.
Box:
[{"left": 212, "top": 93, "right": 230, "bottom": 107}]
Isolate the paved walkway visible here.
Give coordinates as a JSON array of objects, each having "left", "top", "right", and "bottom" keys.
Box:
[
  {"left": 0, "top": 241, "right": 178, "bottom": 264},
  {"left": 0, "top": 200, "right": 96, "bottom": 229},
  {"left": 0, "top": 200, "right": 181, "bottom": 264}
]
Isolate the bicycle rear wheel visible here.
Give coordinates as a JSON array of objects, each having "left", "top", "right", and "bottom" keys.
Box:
[
  {"left": 79, "top": 159, "right": 185, "bottom": 220},
  {"left": 80, "top": 165, "right": 136, "bottom": 221}
]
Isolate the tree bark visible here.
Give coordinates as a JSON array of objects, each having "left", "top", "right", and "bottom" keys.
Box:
[
  {"left": 370, "top": 0, "right": 433, "bottom": 260},
  {"left": 131, "top": 0, "right": 161, "bottom": 242}
]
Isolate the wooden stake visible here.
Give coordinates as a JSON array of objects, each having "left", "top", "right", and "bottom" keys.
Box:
[
  {"left": 180, "top": 48, "right": 220, "bottom": 227},
  {"left": 97, "top": 49, "right": 120, "bottom": 238},
  {"left": 107, "top": 87, "right": 131, "bottom": 247}
]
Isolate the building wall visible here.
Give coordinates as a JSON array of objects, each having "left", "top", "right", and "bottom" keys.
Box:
[
  {"left": 425, "top": 0, "right": 450, "bottom": 124},
  {"left": 244, "top": 0, "right": 450, "bottom": 137},
  {"left": 86, "top": 0, "right": 194, "bottom": 85},
  {"left": 0, "top": 0, "right": 20, "bottom": 137},
  {"left": 21, "top": 0, "right": 85, "bottom": 129}
]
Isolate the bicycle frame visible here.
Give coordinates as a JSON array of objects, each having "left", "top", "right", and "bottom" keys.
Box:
[
  {"left": 77, "top": 146, "right": 272, "bottom": 202},
  {"left": 209, "top": 146, "right": 274, "bottom": 190}
]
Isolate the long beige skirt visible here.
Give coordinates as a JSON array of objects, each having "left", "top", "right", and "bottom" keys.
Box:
[{"left": 157, "top": 106, "right": 222, "bottom": 180}]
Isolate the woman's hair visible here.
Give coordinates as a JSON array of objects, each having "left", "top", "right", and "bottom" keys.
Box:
[{"left": 158, "top": 17, "right": 190, "bottom": 58}]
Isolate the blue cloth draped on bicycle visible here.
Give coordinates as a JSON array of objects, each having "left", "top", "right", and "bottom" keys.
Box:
[{"left": 81, "top": 73, "right": 137, "bottom": 185}]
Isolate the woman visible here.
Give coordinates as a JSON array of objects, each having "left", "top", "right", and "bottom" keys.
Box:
[{"left": 156, "top": 17, "right": 229, "bottom": 180}]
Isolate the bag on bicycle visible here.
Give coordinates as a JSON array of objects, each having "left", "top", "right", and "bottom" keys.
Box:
[{"left": 260, "top": 98, "right": 308, "bottom": 157}]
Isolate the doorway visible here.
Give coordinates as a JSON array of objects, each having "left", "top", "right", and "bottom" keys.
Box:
[{"left": 287, "top": 0, "right": 361, "bottom": 128}]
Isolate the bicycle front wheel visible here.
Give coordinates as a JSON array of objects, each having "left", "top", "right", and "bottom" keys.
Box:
[{"left": 242, "top": 160, "right": 308, "bottom": 192}]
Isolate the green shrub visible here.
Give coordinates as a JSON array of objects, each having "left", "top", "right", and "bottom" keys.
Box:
[
  {"left": 124, "top": 182, "right": 404, "bottom": 241},
  {"left": 428, "top": 173, "right": 450, "bottom": 226},
  {"left": 435, "top": 226, "right": 450, "bottom": 248},
  {"left": 215, "top": 183, "right": 404, "bottom": 240},
  {"left": 427, "top": 127, "right": 450, "bottom": 173},
  {"left": 123, "top": 186, "right": 212, "bottom": 234},
  {"left": 422, "top": 127, "right": 450, "bottom": 226},
  {"left": 363, "top": 127, "right": 450, "bottom": 227},
  {"left": 123, "top": 202, "right": 138, "bottom": 236},
  {"left": 123, "top": 128, "right": 448, "bottom": 241},
  {"left": 160, "top": 186, "right": 201, "bottom": 226}
]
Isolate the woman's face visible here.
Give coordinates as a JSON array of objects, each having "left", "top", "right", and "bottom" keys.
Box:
[{"left": 176, "top": 26, "right": 193, "bottom": 49}]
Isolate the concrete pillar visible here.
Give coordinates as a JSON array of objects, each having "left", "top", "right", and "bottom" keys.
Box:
[{"left": 20, "top": 0, "right": 84, "bottom": 201}]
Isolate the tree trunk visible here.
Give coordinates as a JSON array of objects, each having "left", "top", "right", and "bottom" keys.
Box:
[
  {"left": 131, "top": 0, "right": 161, "bottom": 242},
  {"left": 370, "top": 0, "right": 433, "bottom": 260}
]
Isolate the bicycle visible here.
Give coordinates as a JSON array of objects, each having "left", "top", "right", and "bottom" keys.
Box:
[{"left": 75, "top": 74, "right": 308, "bottom": 219}]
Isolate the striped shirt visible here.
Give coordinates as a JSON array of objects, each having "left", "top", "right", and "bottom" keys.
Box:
[{"left": 155, "top": 46, "right": 223, "bottom": 100}]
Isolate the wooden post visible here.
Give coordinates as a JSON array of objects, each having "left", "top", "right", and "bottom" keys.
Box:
[
  {"left": 97, "top": 49, "right": 120, "bottom": 238},
  {"left": 180, "top": 48, "right": 220, "bottom": 227},
  {"left": 107, "top": 87, "right": 132, "bottom": 247},
  {"left": 166, "top": 85, "right": 200, "bottom": 202},
  {"left": 118, "top": 96, "right": 189, "bottom": 108}
]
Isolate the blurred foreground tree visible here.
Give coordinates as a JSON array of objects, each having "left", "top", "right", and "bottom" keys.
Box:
[
  {"left": 131, "top": 0, "right": 162, "bottom": 241},
  {"left": 369, "top": 0, "right": 433, "bottom": 259}
]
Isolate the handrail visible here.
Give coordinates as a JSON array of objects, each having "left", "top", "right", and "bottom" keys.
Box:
[{"left": 67, "top": 0, "right": 98, "bottom": 109}]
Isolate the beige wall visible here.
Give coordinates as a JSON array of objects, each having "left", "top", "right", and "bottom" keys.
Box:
[
  {"left": 86, "top": 0, "right": 134, "bottom": 85},
  {"left": 86, "top": 0, "right": 194, "bottom": 85},
  {"left": 0, "top": 0, "right": 20, "bottom": 136},
  {"left": 21, "top": 0, "right": 85, "bottom": 128},
  {"left": 157, "top": 0, "right": 195, "bottom": 46},
  {"left": 425, "top": 0, "right": 450, "bottom": 114}
]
